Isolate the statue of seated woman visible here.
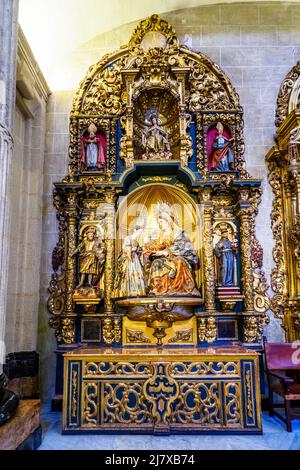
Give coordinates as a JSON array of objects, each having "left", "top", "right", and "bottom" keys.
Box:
[
  {"left": 142, "top": 210, "right": 200, "bottom": 296},
  {"left": 142, "top": 112, "right": 172, "bottom": 160}
]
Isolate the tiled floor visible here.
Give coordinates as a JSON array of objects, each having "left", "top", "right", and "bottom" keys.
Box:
[{"left": 39, "top": 405, "right": 300, "bottom": 450}]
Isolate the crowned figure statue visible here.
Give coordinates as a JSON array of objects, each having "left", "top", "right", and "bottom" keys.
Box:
[
  {"left": 142, "top": 205, "right": 200, "bottom": 296},
  {"left": 142, "top": 111, "right": 172, "bottom": 160}
]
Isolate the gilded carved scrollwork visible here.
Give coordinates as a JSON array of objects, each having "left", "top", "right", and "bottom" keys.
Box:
[
  {"left": 170, "top": 361, "right": 239, "bottom": 376},
  {"left": 65, "top": 192, "right": 78, "bottom": 313},
  {"left": 224, "top": 382, "right": 241, "bottom": 425},
  {"left": 104, "top": 382, "right": 151, "bottom": 424},
  {"left": 60, "top": 317, "right": 76, "bottom": 344},
  {"left": 71, "top": 369, "right": 78, "bottom": 419},
  {"left": 243, "top": 316, "right": 263, "bottom": 344},
  {"left": 173, "top": 382, "right": 221, "bottom": 424},
  {"left": 201, "top": 197, "right": 216, "bottom": 312},
  {"left": 239, "top": 207, "right": 255, "bottom": 313},
  {"left": 268, "top": 63, "right": 300, "bottom": 339},
  {"left": 126, "top": 329, "right": 152, "bottom": 344},
  {"left": 48, "top": 190, "right": 67, "bottom": 341},
  {"left": 72, "top": 53, "right": 127, "bottom": 117},
  {"left": 143, "top": 363, "right": 179, "bottom": 431},
  {"left": 188, "top": 62, "right": 238, "bottom": 112},
  {"left": 168, "top": 329, "right": 193, "bottom": 344},
  {"left": 275, "top": 60, "right": 300, "bottom": 127},
  {"left": 268, "top": 159, "right": 287, "bottom": 318},
  {"left": 82, "top": 64, "right": 126, "bottom": 116},
  {"left": 245, "top": 370, "right": 254, "bottom": 419},
  {"left": 102, "top": 317, "right": 122, "bottom": 345},
  {"left": 267, "top": 111, "right": 300, "bottom": 339},
  {"left": 84, "top": 361, "right": 152, "bottom": 376},
  {"left": 83, "top": 382, "right": 98, "bottom": 426},
  {"left": 103, "top": 189, "right": 116, "bottom": 314},
  {"left": 128, "top": 14, "right": 179, "bottom": 49}
]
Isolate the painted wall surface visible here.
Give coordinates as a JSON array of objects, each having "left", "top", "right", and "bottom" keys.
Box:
[{"left": 40, "top": 2, "right": 300, "bottom": 400}]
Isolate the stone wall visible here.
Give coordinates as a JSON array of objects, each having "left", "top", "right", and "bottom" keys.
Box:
[
  {"left": 40, "top": 2, "right": 300, "bottom": 400},
  {"left": 4, "top": 27, "right": 49, "bottom": 379}
]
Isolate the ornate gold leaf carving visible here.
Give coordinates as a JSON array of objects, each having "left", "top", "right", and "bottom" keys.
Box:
[
  {"left": 276, "top": 60, "right": 300, "bottom": 127},
  {"left": 168, "top": 329, "right": 193, "bottom": 344},
  {"left": 126, "top": 328, "right": 151, "bottom": 344}
]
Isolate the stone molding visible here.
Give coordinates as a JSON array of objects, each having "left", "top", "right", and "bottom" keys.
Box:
[{"left": 17, "top": 26, "right": 51, "bottom": 102}]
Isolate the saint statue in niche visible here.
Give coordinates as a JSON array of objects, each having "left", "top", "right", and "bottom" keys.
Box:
[
  {"left": 208, "top": 122, "right": 235, "bottom": 172},
  {"left": 72, "top": 226, "right": 106, "bottom": 289},
  {"left": 214, "top": 226, "right": 238, "bottom": 287},
  {"left": 142, "top": 111, "right": 172, "bottom": 160},
  {"left": 81, "top": 123, "right": 106, "bottom": 170},
  {"left": 113, "top": 224, "right": 147, "bottom": 298},
  {"left": 143, "top": 209, "right": 200, "bottom": 296}
]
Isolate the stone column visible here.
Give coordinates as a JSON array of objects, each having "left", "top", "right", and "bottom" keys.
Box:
[
  {"left": 104, "top": 189, "right": 116, "bottom": 314},
  {"left": 0, "top": 0, "right": 20, "bottom": 423},
  {"left": 0, "top": 125, "right": 13, "bottom": 372}
]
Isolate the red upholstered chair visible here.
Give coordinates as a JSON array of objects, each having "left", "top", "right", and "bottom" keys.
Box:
[{"left": 263, "top": 337, "right": 300, "bottom": 432}]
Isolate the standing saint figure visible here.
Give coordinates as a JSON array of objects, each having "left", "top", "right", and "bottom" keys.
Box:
[
  {"left": 81, "top": 123, "right": 106, "bottom": 170},
  {"left": 214, "top": 227, "right": 238, "bottom": 287},
  {"left": 210, "top": 122, "right": 234, "bottom": 172},
  {"left": 113, "top": 224, "right": 146, "bottom": 298},
  {"left": 72, "top": 226, "right": 106, "bottom": 288},
  {"left": 143, "top": 210, "right": 200, "bottom": 296},
  {"left": 142, "top": 112, "right": 172, "bottom": 160}
]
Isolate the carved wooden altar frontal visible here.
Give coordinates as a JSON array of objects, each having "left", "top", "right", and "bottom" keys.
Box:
[{"left": 63, "top": 348, "right": 262, "bottom": 434}]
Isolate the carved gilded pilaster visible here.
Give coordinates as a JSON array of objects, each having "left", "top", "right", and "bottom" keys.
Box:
[
  {"left": 59, "top": 191, "right": 78, "bottom": 344},
  {"left": 198, "top": 190, "right": 215, "bottom": 311},
  {"left": 104, "top": 189, "right": 116, "bottom": 314},
  {"left": 238, "top": 206, "right": 254, "bottom": 313},
  {"left": 267, "top": 112, "right": 300, "bottom": 339},
  {"left": 65, "top": 192, "right": 77, "bottom": 313}
]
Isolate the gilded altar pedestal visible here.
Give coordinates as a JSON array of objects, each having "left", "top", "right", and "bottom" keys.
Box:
[
  {"left": 116, "top": 297, "right": 203, "bottom": 346},
  {"left": 63, "top": 346, "right": 262, "bottom": 435}
]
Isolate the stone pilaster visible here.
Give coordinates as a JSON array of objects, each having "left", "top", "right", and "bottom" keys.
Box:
[
  {"left": 0, "top": 0, "right": 19, "bottom": 129},
  {"left": 0, "top": 0, "right": 19, "bottom": 423},
  {"left": 0, "top": 125, "right": 13, "bottom": 373}
]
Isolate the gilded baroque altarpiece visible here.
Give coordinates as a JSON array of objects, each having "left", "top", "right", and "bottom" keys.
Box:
[
  {"left": 48, "top": 15, "right": 268, "bottom": 434},
  {"left": 267, "top": 60, "right": 300, "bottom": 342}
]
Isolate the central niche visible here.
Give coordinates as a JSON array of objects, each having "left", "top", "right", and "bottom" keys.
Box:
[
  {"left": 115, "top": 183, "right": 202, "bottom": 296},
  {"left": 133, "top": 89, "right": 180, "bottom": 160}
]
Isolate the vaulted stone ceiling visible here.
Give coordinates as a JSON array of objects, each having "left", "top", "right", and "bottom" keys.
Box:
[{"left": 19, "top": 0, "right": 300, "bottom": 89}]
